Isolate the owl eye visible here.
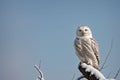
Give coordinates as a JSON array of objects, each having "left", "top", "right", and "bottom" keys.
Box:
[
  {"left": 79, "top": 29, "right": 82, "bottom": 32},
  {"left": 85, "top": 29, "right": 88, "bottom": 31}
]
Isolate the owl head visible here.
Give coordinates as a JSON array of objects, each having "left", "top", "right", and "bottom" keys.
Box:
[{"left": 76, "top": 25, "right": 92, "bottom": 38}]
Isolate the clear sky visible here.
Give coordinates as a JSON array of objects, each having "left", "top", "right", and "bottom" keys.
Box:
[{"left": 0, "top": 0, "right": 120, "bottom": 80}]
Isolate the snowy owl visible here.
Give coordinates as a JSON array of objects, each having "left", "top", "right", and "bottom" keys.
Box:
[{"left": 74, "top": 25, "right": 100, "bottom": 70}]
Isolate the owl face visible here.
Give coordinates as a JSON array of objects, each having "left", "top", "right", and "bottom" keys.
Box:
[{"left": 76, "top": 26, "right": 92, "bottom": 37}]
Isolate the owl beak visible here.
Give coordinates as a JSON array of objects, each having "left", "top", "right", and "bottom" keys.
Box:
[{"left": 81, "top": 31, "right": 85, "bottom": 36}]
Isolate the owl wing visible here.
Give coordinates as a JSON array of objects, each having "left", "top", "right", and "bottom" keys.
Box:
[
  {"left": 90, "top": 38, "right": 100, "bottom": 64},
  {"left": 74, "top": 38, "right": 82, "bottom": 55}
]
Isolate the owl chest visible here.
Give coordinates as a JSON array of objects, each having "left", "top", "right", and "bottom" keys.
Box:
[{"left": 77, "top": 39, "right": 92, "bottom": 55}]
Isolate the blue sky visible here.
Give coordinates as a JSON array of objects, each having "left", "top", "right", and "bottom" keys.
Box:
[{"left": 0, "top": 0, "right": 120, "bottom": 80}]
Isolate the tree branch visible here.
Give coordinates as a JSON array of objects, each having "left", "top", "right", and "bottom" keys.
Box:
[
  {"left": 77, "top": 75, "right": 85, "bottom": 80},
  {"left": 78, "top": 62, "right": 105, "bottom": 80},
  {"left": 100, "top": 40, "right": 113, "bottom": 71},
  {"left": 34, "top": 65, "right": 45, "bottom": 80},
  {"left": 114, "top": 67, "right": 120, "bottom": 79}
]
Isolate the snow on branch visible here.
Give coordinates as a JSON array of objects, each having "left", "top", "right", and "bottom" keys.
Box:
[
  {"left": 78, "top": 63, "right": 116, "bottom": 80},
  {"left": 34, "top": 65, "right": 45, "bottom": 80}
]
